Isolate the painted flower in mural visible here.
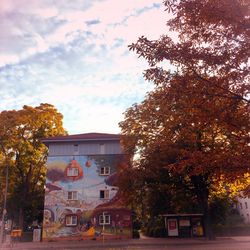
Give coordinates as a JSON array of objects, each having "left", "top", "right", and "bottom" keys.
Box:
[{"left": 64, "top": 159, "right": 83, "bottom": 181}]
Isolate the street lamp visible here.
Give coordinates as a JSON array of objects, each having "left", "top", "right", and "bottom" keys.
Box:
[
  {"left": 102, "top": 211, "right": 107, "bottom": 244},
  {"left": 0, "top": 162, "right": 9, "bottom": 244}
]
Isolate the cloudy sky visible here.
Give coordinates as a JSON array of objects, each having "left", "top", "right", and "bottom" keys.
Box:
[{"left": 0, "top": 0, "right": 171, "bottom": 134}]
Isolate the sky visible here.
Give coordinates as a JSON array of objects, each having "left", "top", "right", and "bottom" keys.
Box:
[{"left": 0, "top": 0, "right": 171, "bottom": 135}]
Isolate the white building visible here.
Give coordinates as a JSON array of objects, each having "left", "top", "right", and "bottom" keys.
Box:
[{"left": 236, "top": 197, "right": 250, "bottom": 223}]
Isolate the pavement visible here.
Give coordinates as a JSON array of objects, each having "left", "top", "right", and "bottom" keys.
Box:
[{"left": 1, "top": 236, "right": 250, "bottom": 250}]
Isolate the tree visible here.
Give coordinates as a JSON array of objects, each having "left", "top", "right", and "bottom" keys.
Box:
[
  {"left": 120, "top": 0, "right": 250, "bottom": 239},
  {"left": 0, "top": 103, "right": 67, "bottom": 229}
]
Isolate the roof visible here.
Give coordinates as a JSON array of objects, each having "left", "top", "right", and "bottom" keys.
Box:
[
  {"left": 162, "top": 214, "right": 203, "bottom": 217},
  {"left": 93, "top": 192, "right": 126, "bottom": 211},
  {"left": 42, "top": 132, "right": 121, "bottom": 143}
]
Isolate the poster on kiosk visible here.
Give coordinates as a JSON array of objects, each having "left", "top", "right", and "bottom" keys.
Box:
[{"left": 168, "top": 219, "right": 178, "bottom": 236}]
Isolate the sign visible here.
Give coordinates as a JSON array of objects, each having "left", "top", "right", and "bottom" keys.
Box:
[
  {"left": 169, "top": 220, "right": 177, "bottom": 230},
  {"left": 167, "top": 219, "right": 178, "bottom": 236},
  {"left": 179, "top": 219, "right": 190, "bottom": 227},
  {"left": 11, "top": 229, "right": 22, "bottom": 237},
  {"left": 33, "top": 229, "right": 41, "bottom": 242}
]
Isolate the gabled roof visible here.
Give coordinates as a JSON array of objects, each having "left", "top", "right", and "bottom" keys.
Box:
[{"left": 42, "top": 132, "right": 120, "bottom": 143}]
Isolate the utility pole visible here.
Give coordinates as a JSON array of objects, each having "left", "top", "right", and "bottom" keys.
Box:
[{"left": 0, "top": 163, "right": 9, "bottom": 244}]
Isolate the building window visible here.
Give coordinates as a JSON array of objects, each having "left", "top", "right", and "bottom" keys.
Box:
[
  {"left": 100, "top": 190, "right": 109, "bottom": 199},
  {"left": 67, "top": 167, "right": 79, "bottom": 177},
  {"left": 245, "top": 202, "right": 248, "bottom": 209},
  {"left": 65, "top": 215, "right": 78, "bottom": 226},
  {"left": 99, "top": 214, "right": 110, "bottom": 225},
  {"left": 100, "top": 166, "right": 110, "bottom": 176},
  {"left": 240, "top": 203, "right": 243, "bottom": 209},
  {"left": 68, "top": 191, "right": 78, "bottom": 200}
]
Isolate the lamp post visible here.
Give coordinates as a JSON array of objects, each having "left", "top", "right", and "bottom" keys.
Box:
[
  {"left": 102, "top": 211, "right": 106, "bottom": 244},
  {"left": 0, "top": 162, "right": 9, "bottom": 244}
]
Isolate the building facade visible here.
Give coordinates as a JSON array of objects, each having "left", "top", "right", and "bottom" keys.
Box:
[
  {"left": 236, "top": 197, "right": 250, "bottom": 224},
  {"left": 42, "top": 133, "right": 131, "bottom": 241}
]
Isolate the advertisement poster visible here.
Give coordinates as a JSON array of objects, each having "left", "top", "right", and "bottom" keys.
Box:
[{"left": 167, "top": 219, "right": 178, "bottom": 236}]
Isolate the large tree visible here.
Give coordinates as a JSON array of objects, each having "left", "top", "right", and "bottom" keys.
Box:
[
  {"left": 120, "top": 0, "right": 250, "bottom": 239},
  {"left": 0, "top": 103, "right": 67, "bottom": 229}
]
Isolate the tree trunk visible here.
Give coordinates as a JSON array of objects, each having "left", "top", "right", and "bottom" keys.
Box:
[
  {"left": 191, "top": 175, "right": 215, "bottom": 240},
  {"left": 18, "top": 207, "right": 24, "bottom": 230},
  {"left": 202, "top": 197, "right": 215, "bottom": 240}
]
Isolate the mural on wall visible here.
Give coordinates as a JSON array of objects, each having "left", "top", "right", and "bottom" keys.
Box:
[{"left": 43, "top": 154, "right": 131, "bottom": 240}]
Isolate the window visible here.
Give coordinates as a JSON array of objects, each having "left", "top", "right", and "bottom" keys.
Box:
[
  {"left": 100, "top": 166, "right": 110, "bottom": 176},
  {"left": 99, "top": 214, "right": 110, "bottom": 225},
  {"left": 65, "top": 215, "right": 78, "bottom": 226},
  {"left": 68, "top": 191, "right": 78, "bottom": 200},
  {"left": 67, "top": 168, "right": 79, "bottom": 177},
  {"left": 100, "top": 190, "right": 109, "bottom": 199},
  {"left": 240, "top": 203, "right": 243, "bottom": 209},
  {"left": 245, "top": 202, "right": 248, "bottom": 209}
]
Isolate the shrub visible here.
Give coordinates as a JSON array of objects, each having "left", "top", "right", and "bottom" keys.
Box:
[{"left": 132, "top": 230, "right": 140, "bottom": 238}]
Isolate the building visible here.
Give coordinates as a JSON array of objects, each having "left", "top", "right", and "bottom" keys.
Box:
[
  {"left": 42, "top": 133, "right": 131, "bottom": 241},
  {"left": 236, "top": 197, "right": 250, "bottom": 224}
]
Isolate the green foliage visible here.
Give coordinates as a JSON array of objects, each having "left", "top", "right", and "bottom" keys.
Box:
[
  {"left": 225, "top": 209, "right": 244, "bottom": 226},
  {"left": 117, "top": 157, "right": 201, "bottom": 230},
  {"left": 210, "top": 196, "right": 233, "bottom": 226},
  {"left": 143, "top": 216, "right": 167, "bottom": 238},
  {"left": 213, "top": 224, "right": 250, "bottom": 237},
  {"left": 210, "top": 196, "right": 244, "bottom": 227},
  {"left": 132, "top": 230, "right": 140, "bottom": 239},
  {"left": 133, "top": 219, "right": 141, "bottom": 231}
]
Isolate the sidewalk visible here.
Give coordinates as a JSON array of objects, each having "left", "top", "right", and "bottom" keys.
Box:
[
  {"left": 221, "top": 236, "right": 250, "bottom": 242},
  {"left": 1, "top": 235, "right": 250, "bottom": 250}
]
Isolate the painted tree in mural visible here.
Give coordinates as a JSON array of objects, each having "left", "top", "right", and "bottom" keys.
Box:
[
  {"left": 119, "top": 0, "right": 250, "bottom": 239},
  {"left": 0, "top": 103, "right": 67, "bottom": 229}
]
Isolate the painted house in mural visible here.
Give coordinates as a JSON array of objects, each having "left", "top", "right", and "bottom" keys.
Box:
[{"left": 42, "top": 133, "right": 131, "bottom": 241}]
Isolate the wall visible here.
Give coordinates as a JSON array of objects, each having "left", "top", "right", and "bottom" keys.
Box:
[
  {"left": 237, "top": 197, "right": 250, "bottom": 224},
  {"left": 48, "top": 141, "right": 122, "bottom": 156},
  {"left": 42, "top": 141, "right": 131, "bottom": 241}
]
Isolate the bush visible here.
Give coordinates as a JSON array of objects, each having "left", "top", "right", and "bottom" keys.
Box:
[
  {"left": 153, "top": 227, "right": 167, "bottom": 237},
  {"left": 133, "top": 219, "right": 141, "bottom": 231},
  {"left": 210, "top": 196, "right": 232, "bottom": 225},
  {"left": 132, "top": 230, "right": 140, "bottom": 238},
  {"left": 224, "top": 209, "right": 244, "bottom": 226},
  {"left": 213, "top": 224, "right": 250, "bottom": 236},
  {"left": 143, "top": 216, "right": 167, "bottom": 238}
]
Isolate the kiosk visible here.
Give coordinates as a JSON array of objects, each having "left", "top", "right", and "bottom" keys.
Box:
[{"left": 163, "top": 214, "right": 204, "bottom": 237}]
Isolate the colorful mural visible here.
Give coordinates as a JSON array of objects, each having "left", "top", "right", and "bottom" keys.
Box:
[{"left": 42, "top": 154, "right": 131, "bottom": 241}]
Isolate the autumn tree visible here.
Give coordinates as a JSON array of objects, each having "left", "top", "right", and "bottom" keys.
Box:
[
  {"left": 0, "top": 103, "right": 67, "bottom": 229},
  {"left": 117, "top": 145, "right": 200, "bottom": 227},
  {"left": 120, "top": 0, "right": 250, "bottom": 239}
]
